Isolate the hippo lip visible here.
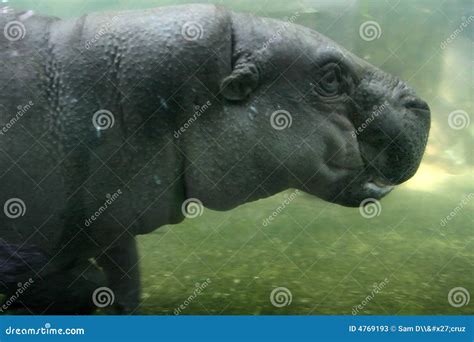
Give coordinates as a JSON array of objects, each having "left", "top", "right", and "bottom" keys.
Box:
[
  {"left": 327, "top": 161, "right": 395, "bottom": 197},
  {"left": 326, "top": 139, "right": 395, "bottom": 198},
  {"left": 364, "top": 177, "right": 395, "bottom": 195}
]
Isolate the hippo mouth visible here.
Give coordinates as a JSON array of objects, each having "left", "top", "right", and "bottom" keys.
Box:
[
  {"left": 323, "top": 85, "right": 429, "bottom": 207},
  {"left": 323, "top": 166, "right": 397, "bottom": 207},
  {"left": 322, "top": 121, "right": 401, "bottom": 206},
  {"left": 322, "top": 152, "right": 393, "bottom": 208},
  {"left": 360, "top": 149, "right": 396, "bottom": 197},
  {"left": 364, "top": 176, "right": 395, "bottom": 196},
  {"left": 328, "top": 157, "right": 396, "bottom": 205},
  {"left": 324, "top": 114, "right": 396, "bottom": 202},
  {"left": 352, "top": 140, "right": 402, "bottom": 202}
]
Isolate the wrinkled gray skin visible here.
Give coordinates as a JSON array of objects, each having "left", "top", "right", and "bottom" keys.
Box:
[{"left": 0, "top": 4, "right": 430, "bottom": 314}]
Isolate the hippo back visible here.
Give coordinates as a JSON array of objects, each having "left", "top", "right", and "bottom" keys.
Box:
[{"left": 0, "top": 5, "right": 232, "bottom": 275}]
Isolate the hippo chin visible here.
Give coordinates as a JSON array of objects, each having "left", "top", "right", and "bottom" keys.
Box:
[{"left": 0, "top": 4, "right": 430, "bottom": 314}]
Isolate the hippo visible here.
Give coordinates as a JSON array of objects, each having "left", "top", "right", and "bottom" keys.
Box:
[{"left": 0, "top": 4, "right": 430, "bottom": 314}]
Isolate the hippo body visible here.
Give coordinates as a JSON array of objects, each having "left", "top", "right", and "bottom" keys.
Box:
[{"left": 0, "top": 4, "right": 430, "bottom": 313}]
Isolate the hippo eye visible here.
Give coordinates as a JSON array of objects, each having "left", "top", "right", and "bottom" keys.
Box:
[
  {"left": 312, "top": 63, "right": 345, "bottom": 99},
  {"left": 321, "top": 70, "right": 339, "bottom": 95}
]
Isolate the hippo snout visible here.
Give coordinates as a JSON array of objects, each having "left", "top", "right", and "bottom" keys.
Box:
[{"left": 358, "top": 92, "right": 431, "bottom": 188}]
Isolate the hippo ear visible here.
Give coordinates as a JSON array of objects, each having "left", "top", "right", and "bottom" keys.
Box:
[{"left": 220, "top": 59, "right": 259, "bottom": 101}]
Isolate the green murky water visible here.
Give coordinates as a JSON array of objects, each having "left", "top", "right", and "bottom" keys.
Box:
[{"left": 7, "top": 0, "right": 473, "bottom": 314}]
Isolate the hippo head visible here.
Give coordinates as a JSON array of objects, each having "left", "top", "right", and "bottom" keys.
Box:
[{"left": 183, "top": 13, "right": 430, "bottom": 209}]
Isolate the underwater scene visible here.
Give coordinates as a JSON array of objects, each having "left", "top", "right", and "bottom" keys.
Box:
[{"left": 1, "top": 0, "right": 472, "bottom": 315}]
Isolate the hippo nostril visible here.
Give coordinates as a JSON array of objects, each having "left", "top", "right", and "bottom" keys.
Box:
[{"left": 403, "top": 97, "right": 430, "bottom": 113}]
